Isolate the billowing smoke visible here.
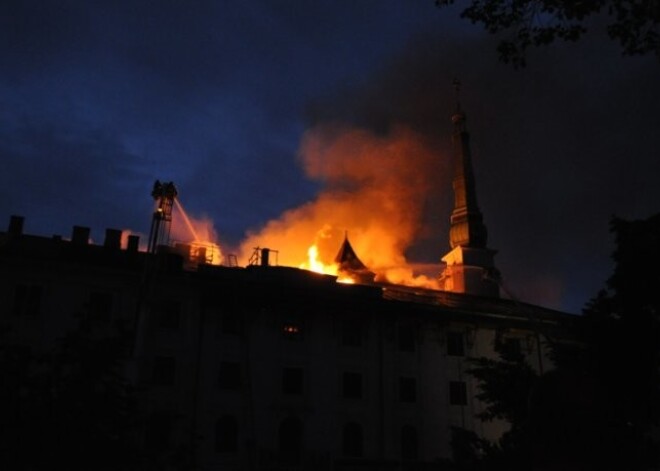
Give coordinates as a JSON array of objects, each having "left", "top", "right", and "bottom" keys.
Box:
[{"left": 239, "top": 124, "right": 444, "bottom": 287}]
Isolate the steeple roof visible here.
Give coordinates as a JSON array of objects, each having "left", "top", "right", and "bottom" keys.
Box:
[
  {"left": 448, "top": 82, "right": 489, "bottom": 249},
  {"left": 334, "top": 233, "right": 376, "bottom": 283},
  {"left": 334, "top": 233, "right": 368, "bottom": 270}
]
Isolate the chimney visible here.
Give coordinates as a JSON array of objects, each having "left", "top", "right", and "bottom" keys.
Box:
[
  {"left": 104, "top": 228, "right": 122, "bottom": 250},
  {"left": 8, "top": 215, "right": 24, "bottom": 236},
  {"left": 71, "top": 226, "right": 90, "bottom": 245},
  {"left": 261, "top": 248, "right": 270, "bottom": 267},
  {"left": 127, "top": 235, "right": 140, "bottom": 252}
]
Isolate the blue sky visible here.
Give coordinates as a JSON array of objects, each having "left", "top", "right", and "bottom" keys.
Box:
[{"left": 1, "top": 0, "right": 659, "bottom": 314}]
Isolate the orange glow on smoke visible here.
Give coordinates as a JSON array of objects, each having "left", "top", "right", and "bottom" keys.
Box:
[
  {"left": 171, "top": 200, "right": 223, "bottom": 265},
  {"left": 239, "top": 125, "right": 443, "bottom": 289}
]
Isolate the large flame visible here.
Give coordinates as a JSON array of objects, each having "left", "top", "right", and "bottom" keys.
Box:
[{"left": 239, "top": 125, "right": 443, "bottom": 289}]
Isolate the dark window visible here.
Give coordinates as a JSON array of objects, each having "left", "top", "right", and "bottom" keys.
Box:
[
  {"left": 13, "top": 284, "right": 42, "bottom": 316},
  {"left": 447, "top": 331, "right": 465, "bottom": 356},
  {"left": 342, "top": 422, "right": 363, "bottom": 458},
  {"left": 282, "top": 367, "right": 303, "bottom": 395},
  {"left": 282, "top": 321, "right": 303, "bottom": 341},
  {"left": 221, "top": 311, "right": 243, "bottom": 334},
  {"left": 501, "top": 338, "right": 522, "bottom": 357},
  {"left": 399, "top": 377, "right": 417, "bottom": 403},
  {"left": 89, "top": 291, "right": 113, "bottom": 321},
  {"left": 278, "top": 417, "right": 302, "bottom": 465},
  {"left": 449, "top": 381, "right": 467, "bottom": 406},
  {"left": 218, "top": 361, "right": 242, "bottom": 390},
  {"left": 398, "top": 324, "right": 415, "bottom": 352},
  {"left": 152, "top": 356, "right": 176, "bottom": 386},
  {"left": 401, "top": 425, "right": 418, "bottom": 461},
  {"left": 341, "top": 320, "right": 363, "bottom": 347},
  {"left": 157, "top": 300, "right": 180, "bottom": 329},
  {"left": 215, "top": 415, "right": 238, "bottom": 453},
  {"left": 342, "top": 372, "right": 363, "bottom": 399},
  {"left": 144, "top": 412, "right": 171, "bottom": 450}
]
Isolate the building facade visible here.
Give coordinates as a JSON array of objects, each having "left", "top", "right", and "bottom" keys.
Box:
[{"left": 0, "top": 216, "right": 574, "bottom": 470}]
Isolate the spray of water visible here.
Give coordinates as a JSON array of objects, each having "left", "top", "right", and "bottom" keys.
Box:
[{"left": 174, "top": 199, "right": 200, "bottom": 242}]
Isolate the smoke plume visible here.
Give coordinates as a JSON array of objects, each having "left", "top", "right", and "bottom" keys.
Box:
[{"left": 239, "top": 124, "right": 444, "bottom": 287}]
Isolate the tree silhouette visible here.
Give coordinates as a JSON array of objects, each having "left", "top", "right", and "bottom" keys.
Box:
[
  {"left": 0, "top": 321, "right": 147, "bottom": 471},
  {"left": 436, "top": 0, "right": 660, "bottom": 66},
  {"left": 452, "top": 213, "right": 660, "bottom": 470}
]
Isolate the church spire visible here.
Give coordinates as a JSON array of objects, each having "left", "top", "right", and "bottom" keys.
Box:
[
  {"left": 448, "top": 80, "right": 488, "bottom": 249},
  {"left": 439, "top": 81, "right": 499, "bottom": 298}
]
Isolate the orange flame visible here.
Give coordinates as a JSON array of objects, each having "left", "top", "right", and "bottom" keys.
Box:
[{"left": 239, "top": 125, "right": 443, "bottom": 289}]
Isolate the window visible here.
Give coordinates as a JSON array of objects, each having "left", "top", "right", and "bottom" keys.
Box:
[
  {"left": 398, "top": 323, "right": 415, "bottom": 352},
  {"left": 399, "top": 377, "right": 417, "bottom": 403},
  {"left": 401, "top": 425, "right": 418, "bottom": 461},
  {"left": 449, "top": 381, "right": 467, "bottom": 406},
  {"left": 341, "top": 320, "right": 363, "bottom": 347},
  {"left": 157, "top": 300, "right": 180, "bottom": 329},
  {"left": 282, "top": 367, "right": 304, "bottom": 395},
  {"left": 88, "top": 291, "right": 113, "bottom": 321},
  {"left": 13, "top": 284, "right": 42, "bottom": 316},
  {"left": 342, "top": 422, "right": 363, "bottom": 458},
  {"left": 218, "top": 361, "right": 242, "bottom": 390},
  {"left": 282, "top": 321, "right": 303, "bottom": 341},
  {"left": 144, "top": 412, "right": 172, "bottom": 450},
  {"left": 221, "top": 311, "right": 243, "bottom": 334},
  {"left": 447, "top": 331, "right": 465, "bottom": 356},
  {"left": 278, "top": 416, "right": 302, "bottom": 465},
  {"left": 215, "top": 415, "right": 238, "bottom": 453},
  {"left": 342, "top": 372, "right": 363, "bottom": 399},
  {"left": 501, "top": 338, "right": 522, "bottom": 357},
  {"left": 152, "top": 356, "right": 176, "bottom": 386}
]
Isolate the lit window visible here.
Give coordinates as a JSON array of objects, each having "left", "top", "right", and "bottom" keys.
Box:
[{"left": 282, "top": 322, "right": 303, "bottom": 340}]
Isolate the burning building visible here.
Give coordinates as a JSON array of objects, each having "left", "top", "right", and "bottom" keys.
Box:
[{"left": 0, "top": 106, "right": 576, "bottom": 471}]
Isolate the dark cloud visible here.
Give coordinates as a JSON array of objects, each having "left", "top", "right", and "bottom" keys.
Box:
[{"left": 304, "top": 30, "right": 660, "bottom": 312}]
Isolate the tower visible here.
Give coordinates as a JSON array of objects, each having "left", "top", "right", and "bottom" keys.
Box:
[{"left": 439, "top": 83, "right": 500, "bottom": 297}]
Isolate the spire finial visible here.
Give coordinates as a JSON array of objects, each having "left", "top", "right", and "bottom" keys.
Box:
[{"left": 451, "top": 78, "right": 466, "bottom": 131}]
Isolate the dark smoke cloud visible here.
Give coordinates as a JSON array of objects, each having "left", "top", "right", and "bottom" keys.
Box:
[{"left": 304, "top": 31, "right": 660, "bottom": 312}]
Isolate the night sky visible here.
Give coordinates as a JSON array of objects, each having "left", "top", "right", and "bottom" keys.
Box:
[{"left": 2, "top": 1, "right": 658, "bottom": 315}]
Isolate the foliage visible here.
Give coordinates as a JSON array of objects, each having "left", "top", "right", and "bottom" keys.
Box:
[
  {"left": 451, "top": 339, "right": 537, "bottom": 470},
  {"left": 0, "top": 321, "right": 147, "bottom": 471},
  {"left": 452, "top": 213, "right": 660, "bottom": 470},
  {"left": 435, "top": 0, "right": 660, "bottom": 66}
]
